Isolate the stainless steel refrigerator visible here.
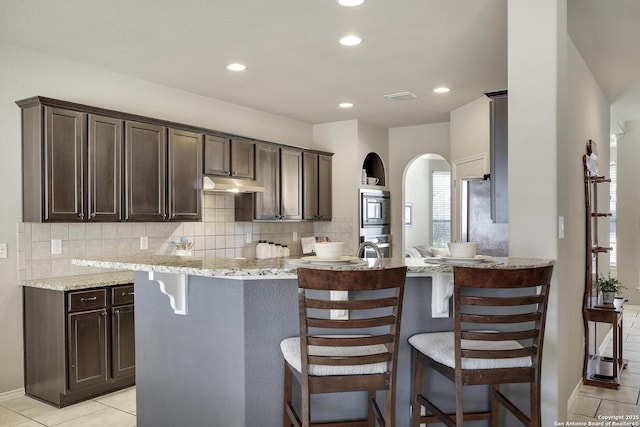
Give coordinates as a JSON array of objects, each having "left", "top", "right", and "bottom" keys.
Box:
[{"left": 461, "top": 179, "right": 508, "bottom": 257}]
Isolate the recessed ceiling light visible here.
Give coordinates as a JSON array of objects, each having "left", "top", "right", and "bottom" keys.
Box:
[
  {"left": 226, "top": 63, "right": 247, "bottom": 71},
  {"left": 433, "top": 87, "right": 450, "bottom": 93},
  {"left": 339, "top": 102, "right": 354, "bottom": 108},
  {"left": 339, "top": 35, "right": 362, "bottom": 46},
  {"left": 337, "top": 0, "right": 365, "bottom": 6}
]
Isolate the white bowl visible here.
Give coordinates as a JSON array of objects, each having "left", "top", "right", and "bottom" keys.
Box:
[
  {"left": 447, "top": 242, "right": 479, "bottom": 258},
  {"left": 431, "top": 248, "right": 450, "bottom": 257},
  {"left": 314, "top": 242, "right": 345, "bottom": 260}
]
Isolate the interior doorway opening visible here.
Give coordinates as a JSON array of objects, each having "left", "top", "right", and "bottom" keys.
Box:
[{"left": 403, "top": 153, "right": 451, "bottom": 258}]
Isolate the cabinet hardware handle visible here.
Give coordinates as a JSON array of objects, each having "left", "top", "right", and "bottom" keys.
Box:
[
  {"left": 122, "top": 292, "right": 134, "bottom": 296},
  {"left": 78, "top": 212, "right": 84, "bottom": 219},
  {"left": 102, "top": 309, "right": 107, "bottom": 316},
  {"left": 80, "top": 296, "right": 97, "bottom": 302},
  {"left": 91, "top": 212, "right": 96, "bottom": 218},
  {"left": 114, "top": 309, "right": 120, "bottom": 315}
]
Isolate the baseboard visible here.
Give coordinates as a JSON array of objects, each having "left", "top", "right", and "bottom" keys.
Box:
[
  {"left": 0, "top": 388, "right": 25, "bottom": 401},
  {"left": 567, "top": 379, "right": 582, "bottom": 412}
]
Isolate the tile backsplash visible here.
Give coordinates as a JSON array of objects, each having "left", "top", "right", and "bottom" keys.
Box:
[{"left": 17, "top": 193, "right": 354, "bottom": 280}]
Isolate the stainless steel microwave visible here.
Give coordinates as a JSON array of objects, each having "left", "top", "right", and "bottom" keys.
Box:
[{"left": 360, "top": 190, "right": 390, "bottom": 227}]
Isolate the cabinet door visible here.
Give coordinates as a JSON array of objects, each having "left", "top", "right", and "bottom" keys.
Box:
[
  {"left": 168, "top": 128, "right": 202, "bottom": 221},
  {"left": 230, "top": 138, "right": 254, "bottom": 179},
  {"left": 111, "top": 304, "right": 135, "bottom": 379},
  {"left": 280, "top": 148, "right": 302, "bottom": 220},
  {"left": 317, "top": 154, "right": 332, "bottom": 220},
  {"left": 68, "top": 309, "right": 108, "bottom": 390},
  {"left": 44, "top": 107, "right": 85, "bottom": 221},
  {"left": 303, "top": 153, "right": 319, "bottom": 220},
  {"left": 203, "top": 135, "right": 230, "bottom": 176},
  {"left": 88, "top": 115, "right": 122, "bottom": 221},
  {"left": 125, "top": 121, "right": 167, "bottom": 221},
  {"left": 254, "top": 144, "right": 280, "bottom": 220}
]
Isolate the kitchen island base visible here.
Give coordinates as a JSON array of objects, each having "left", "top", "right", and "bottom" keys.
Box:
[{"left": 133, "top": 272, "right": 477, "bottom": 427}]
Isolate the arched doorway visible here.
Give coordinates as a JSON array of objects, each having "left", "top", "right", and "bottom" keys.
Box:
[{"left": 403, "top": 153, "right": 451, "bottom": 258}]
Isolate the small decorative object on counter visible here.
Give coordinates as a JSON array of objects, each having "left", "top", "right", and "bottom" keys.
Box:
[
  {"left": 275, "top": 243, "right": 284, "bottom": 258},
  {"left": 594, "top": 273, "right": 625, "bottom": 304},
  {"left": 256, "top": 240, "right": 270, "bottom": 259},
  {"left": 168, "top": 236, "right": 193, "bottom": 256},
  {"left": 282, "top": 245, "right": 290, "bottom": 257}
]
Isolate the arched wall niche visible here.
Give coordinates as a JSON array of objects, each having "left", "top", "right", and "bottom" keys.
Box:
[{"left": 363, "top": 152, "right": 385, "bottom": 186}]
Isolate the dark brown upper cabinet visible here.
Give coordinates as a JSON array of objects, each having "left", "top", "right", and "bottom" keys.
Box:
[
  {"left": 18, "top": 99, "right": 122, "bottom": 222},
  {"left": 254, "top": 144, "right": 302, "bottom": 220},
  {"left": 168, "top": 128, "right": 202, "bottom": 221},
  {"left": 303, "top": 152, "right": 332, "bottom": 221},
  {"left": 88, "top": 115, "right": 122, "bottom": 221},
  {"left": 17, "top": 96, "right": 331, "bottom": 223},
  {"left": 485, "top": 89, "right": 508, "bottom": 223},
  {"left": 125, "top": 121, "right": 167, "bottom": 221},
  {"left": 204, "top": 135, "right": 254, "bottom": 179},
  {"left": 280, "top": 147, "right": 303, "bottom": 220},
  {"left": 254, "top": 144, "right": 280, "bottom": 220}
]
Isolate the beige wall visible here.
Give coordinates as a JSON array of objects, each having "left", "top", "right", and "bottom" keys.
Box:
[
  {"left": 388, "top": 123, "right": 450, "bottom": 258},
  {"left": 509, "top": 0, "right": 610, "bottom": 423},
  {"left": 450, "top": 96, "right": 491, "bottom": 165}
]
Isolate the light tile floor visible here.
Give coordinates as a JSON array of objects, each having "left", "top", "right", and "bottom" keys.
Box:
[
  {"left": 1, "top": 308, "right": 639, "bottom": 426},
  {"left": 0, "top": 386, "right": 135, "bottom": 427},
  {"left": 567, "top": 304, "right": 640, "bottom": 425}
]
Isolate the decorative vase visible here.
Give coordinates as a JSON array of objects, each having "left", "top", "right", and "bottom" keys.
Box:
[
  {"left": 175, "top": 249, "right": 192, "bottom": 257},
  {"left": 613, "top": 297, "right": 625, "bottom": 310},
  {"left": 602, "top": 291, "right": 615, "bottom": 304}
]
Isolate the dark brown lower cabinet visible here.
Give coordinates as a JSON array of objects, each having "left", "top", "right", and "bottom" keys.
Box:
[{"left": 23, "top": 285, "right": 135, "bottom": 407}]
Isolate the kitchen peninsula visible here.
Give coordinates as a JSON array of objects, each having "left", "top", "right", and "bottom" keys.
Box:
[{"left": 72, "top": 255, "right": 552, "bottom": 427}]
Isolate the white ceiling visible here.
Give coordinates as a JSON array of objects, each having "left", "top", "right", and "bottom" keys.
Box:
[{"left": 0, "top": 0, "right": 638, "bottom": 130}]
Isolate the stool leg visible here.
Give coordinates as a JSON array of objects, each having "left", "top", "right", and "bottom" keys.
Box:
[
  {"left": 283, "top": 362, "right": 293, "bottom": 427},
  {"left": 411, "top": 351, "right": 424, "bottom": 427},
  {"left": 490, "top": 384, "right": 499, "bottom": 427},
  {"left": 530, "top": 381, "right": 541, "bottom": 427},
  {"left": 368, "top": 390, "right": 376, "bottom": 427},
  {"left": 455, "top": 375, "right": 464, "bottom": 426}
]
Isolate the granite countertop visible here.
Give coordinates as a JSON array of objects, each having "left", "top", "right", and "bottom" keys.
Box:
[
  {"left": 70, "top": 254, "right": 554, "bottom": 279},
  {"left": 25, "top": 256, "right": 553, "bottom": 299},
  {"left": 20, "top": 271, "right": 135, "bottom": 291}
]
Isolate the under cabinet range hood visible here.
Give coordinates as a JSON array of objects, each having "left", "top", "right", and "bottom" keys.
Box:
[{"left": 202, "top": 175, "right": 265, "bottom": 193}]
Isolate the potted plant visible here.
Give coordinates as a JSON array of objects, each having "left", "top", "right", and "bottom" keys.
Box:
[
  {"left": 168, "top": 236, "right": 194, "bottom": 256},
  {"left": 594, "top": 273, "right": 625, "bottom": 304}
]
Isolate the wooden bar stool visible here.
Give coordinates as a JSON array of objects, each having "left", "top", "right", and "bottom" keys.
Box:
[
  {"left": 281, "top": 266, "right": 407, "bottom": 427},
  {"left": 408, "top": 264, "right": 553, "bottom": 427}
]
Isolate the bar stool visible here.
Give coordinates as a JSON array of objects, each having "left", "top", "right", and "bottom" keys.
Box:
[
  {"left": 408, "top": 264, "right": 553, "bottom": 427},
  {"left": 281, "top": 266, "right": 407, "bottom": 427}
]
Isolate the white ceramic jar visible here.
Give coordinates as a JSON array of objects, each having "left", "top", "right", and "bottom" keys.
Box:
[
  {"left": 282, "top": 245, "right": 290, "bottom": 257},
  {"left": 269, "top": 242, "right": 277, "bottom": 258},
  {"left": 256, "top": 240, "right": 270, "bottom": 259}
]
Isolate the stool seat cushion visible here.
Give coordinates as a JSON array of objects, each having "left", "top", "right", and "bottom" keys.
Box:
[
  {"left": 280, "top": 335, "right": 389, "bottom": 376},
  {"left": 408, "top": 331, "right": 532, "bottom": 370}
]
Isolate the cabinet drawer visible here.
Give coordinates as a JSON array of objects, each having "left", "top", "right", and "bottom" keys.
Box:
[
  {"left": 112, "top": 285, "right": 135, "bottom": 306},
  {"left": 68, "top": 289, "right": 106, "bottom": 312}
]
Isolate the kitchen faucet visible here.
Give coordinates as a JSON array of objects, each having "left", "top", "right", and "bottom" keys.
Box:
[{"left": 357, "top": 241, "right": 382, "bottom": 260}]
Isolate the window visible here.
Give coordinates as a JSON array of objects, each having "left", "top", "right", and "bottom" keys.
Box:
[
  {"left": 609, "top": 159, "right": 617, "bottom": 266},
  {"left": 431, "top": 171, "right": 451, "bottom": 248}
]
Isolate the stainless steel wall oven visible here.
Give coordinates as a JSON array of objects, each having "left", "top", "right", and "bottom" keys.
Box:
[{"left": 359, "top": 189, "right": 391, "bottom": 258}]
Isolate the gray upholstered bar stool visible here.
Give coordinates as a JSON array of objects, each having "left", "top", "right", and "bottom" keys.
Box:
[
  {"left": 408, "top": 264, "right": 553, "bottom": 427},
  {"left": 281, "top": 266, "right": 407, "bottom": 427}
]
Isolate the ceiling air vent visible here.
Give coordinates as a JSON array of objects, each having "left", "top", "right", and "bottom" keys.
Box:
[{"left": 384, "top": 91, "right": 418, "bottom": 101}]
